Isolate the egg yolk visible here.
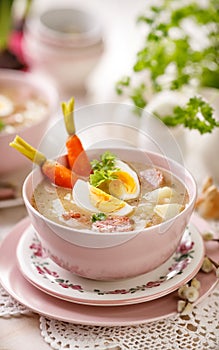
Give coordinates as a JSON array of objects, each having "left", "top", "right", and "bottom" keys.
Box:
[
  {"left": 89, "top": 186, "right": 126, "bottom": 213},
  {"left": 115, "top": 171, "right": 137, "bottom": 194}
]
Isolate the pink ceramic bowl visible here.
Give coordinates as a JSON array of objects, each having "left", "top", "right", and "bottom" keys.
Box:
[
  {"left": 23, "top": 148, "right": 197, "bottom": 281},
  {"left": 0, "top": 69, "right": 59, "bottom": 174}
]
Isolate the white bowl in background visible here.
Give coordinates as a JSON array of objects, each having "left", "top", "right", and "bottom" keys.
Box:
[
  {"left": 0, "top": 69, "right": 59, "bottom": 174},
  {"left": 22, "top": 8, "right": 104, "bottom": 93}
]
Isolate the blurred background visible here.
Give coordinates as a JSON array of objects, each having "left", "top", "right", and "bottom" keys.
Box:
[{"left": 3, "top": 0, "right": 146, "bottom": 103}]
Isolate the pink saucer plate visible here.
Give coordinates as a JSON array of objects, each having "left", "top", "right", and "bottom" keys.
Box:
[
  {"left": 16, "top": 222, "right": 205, "bottom": 306},
  {"left": 0, "top": 215, "right": 218, "bottom": 326}
]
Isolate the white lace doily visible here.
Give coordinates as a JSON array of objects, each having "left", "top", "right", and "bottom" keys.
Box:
[
  {"left": 0, "top": 285, "right": 30, "bottom": 317},
  {"left": 39, "top": 285, "right": 219, "bottom": 350},
  {"left": 1, "top": 282, "right": 218, "bottom": 349}
]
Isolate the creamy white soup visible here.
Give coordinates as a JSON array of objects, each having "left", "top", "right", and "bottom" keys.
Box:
[
  {"left": 32, "top": 158, "right": 189, "bottom": 233},
  {"left": 0, "top": 85, "right": 48, "bottom": 134}
]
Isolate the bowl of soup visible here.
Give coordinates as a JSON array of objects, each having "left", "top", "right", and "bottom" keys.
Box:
[
  {"left": 23, "top": 147, "right": 197, "bottom": 281},
  {"left": 0, "top": 69, "right": 59, "bottom": 174}
]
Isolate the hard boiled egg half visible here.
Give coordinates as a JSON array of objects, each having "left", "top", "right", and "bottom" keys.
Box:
[
  {"left": 108, "top": 160, "right": 140, "bottom": 200},
  {"left": 73, "top": 179, "right": 134, "bottom": 216}
]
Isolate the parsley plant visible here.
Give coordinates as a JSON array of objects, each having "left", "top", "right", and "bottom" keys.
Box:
[{"left": 116, "top": 0, "right": 219, "bottom": 133}]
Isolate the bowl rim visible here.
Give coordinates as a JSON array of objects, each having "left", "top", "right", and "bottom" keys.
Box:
[
  {"left": 25, "top": 8, "right": 103, "bottom": 49},
  {"left": 22, "top": 148, "right": 197, "bottom": 237}
]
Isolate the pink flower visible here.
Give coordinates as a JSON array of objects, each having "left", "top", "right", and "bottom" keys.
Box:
[
  {"left": 177, "top": 241, "right": 194, "bottom": 255},
  {"left": 59, "top": 283, "right": 69, "bottom": 289},
  {"left": 36, "top": 266, "right": 45, "bottom": 275},
  {"left": 71, "top": 285, "right": 83, "bottom": 291},
  {"left": 30, "top": 243, "right": 41, "bottom": 250},
  {"left": 30, "top": 242, "right": 48, "bottom": 258},
  {"left": 146, "top": 281, "right": 161, "bottom": 288},
  {"left": 43, "top": 266, "right": 59, "bottom": 277},
  {"left": 169, "top": 258, "right": 190, "bottom": 273},
  {"left": 109, "top": 289, "right": 128, "bottom": 294}
]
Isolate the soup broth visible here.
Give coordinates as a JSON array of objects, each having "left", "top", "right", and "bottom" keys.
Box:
[
  {"left": 0, "top": 84, "right": 48, "bottom": 134},
  {"left": 32, "top": 161, "right": 189, "bottom": 232}
]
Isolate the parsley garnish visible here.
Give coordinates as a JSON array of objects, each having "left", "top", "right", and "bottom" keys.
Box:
[
  {"left": 91, "top": 213, "right": 107, "bottom": 222},
  {"left": 91, "top": 151, "right": 117, "bottom": 171},
  {"left": 90, "top": 151, "right": 120, "bottom": 187}
]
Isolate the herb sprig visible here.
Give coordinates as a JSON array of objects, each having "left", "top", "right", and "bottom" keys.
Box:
[
  {"left": 90, "top": 151, "right": 120, "bottom": 188},
  {"left": 116, "top": 0, "right": 219, "bottom": 133},
  {"left": 91, "top": 213, "right": 107, "bottom": 222},
  {"left": 161, "top": 96, "right": 219, "bottom": 134}
]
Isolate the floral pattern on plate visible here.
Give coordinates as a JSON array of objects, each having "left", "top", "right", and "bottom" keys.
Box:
[{"left": 16, "top": 224, "right": 204, "bottom": 306}]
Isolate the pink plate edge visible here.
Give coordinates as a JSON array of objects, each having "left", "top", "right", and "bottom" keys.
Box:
[
  {"left": 15, "top": 222, "right": 205, "bottom": 306},
  {"left": 0, "top": 215, "right": 218, "bottom": 326}
]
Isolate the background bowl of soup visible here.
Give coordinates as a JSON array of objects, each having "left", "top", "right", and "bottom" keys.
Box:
[
  {"left": 0, "top": 69, "right": 59, "bottom": 174},
  {"left": 23, "top": 148, "right": 197, "bottom": 281}
]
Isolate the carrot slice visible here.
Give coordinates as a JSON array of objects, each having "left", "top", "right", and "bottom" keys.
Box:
[
  {"left": 9, "top": 136, "right": 76, "bottom": 188},
  {"left": 61, "top": 97, "right": 91, "bottom": 176}
]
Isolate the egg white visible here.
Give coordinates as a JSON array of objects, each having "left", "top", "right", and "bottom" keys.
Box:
[
  {"left": 110, "top": 159, "right": 140, "bottom": 200},
  {"left": 73, "top": 179, "right": 133, "bottom": 216}
]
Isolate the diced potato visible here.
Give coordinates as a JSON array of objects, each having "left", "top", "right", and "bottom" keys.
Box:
[
  {"left": 154, "top": 203, "right": 183, "bottom": 220},
  {"left": 144, "top": 186, "right": 174, "bottom": 204}
]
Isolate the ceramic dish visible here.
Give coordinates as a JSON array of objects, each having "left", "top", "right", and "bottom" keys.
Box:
[
  {"left": 0, "top": 196, "right": 23, "bottom": 209},
  {"left": 0, "top": 69, "right": 59, "bottom": 175},
  {"left": 0, "top": 167, "right": 30, "bottom": 208},
  {"left": 16, "top": 223, "right": 204, "bottom": 306},
  {"left": 22, "top": 8, "right": 104, "bottom": 92},
  {"left": 23, "top": 146, "right": 197, "bottom": 281},
  {"left": 0, "top": 217, "right": 218, "bottom": 326}
]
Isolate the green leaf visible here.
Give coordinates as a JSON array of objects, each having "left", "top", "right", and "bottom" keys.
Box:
[
  {"left": 90, "top": 151, "right": 120, "bottom": 187},
  {"left": 130, "top": 83, "right": 147, "bottom": 109},
  {"left": 115, "top": 76, "right": 130, "bottom": 95},
  {"left": 91, "top": 151, "right": 116, "bottom": 171},
  {"left": 161, "top": 96, "right": 219, "bottom": 134},
  {"left": 91, "top": 213, "right": 107, "bottom": 222},
  {"left": 90, "top": 169, "right": 118, "bottom": 188},
  {"left": 115, "top": 0, "right": 219, "bottom": 125}
]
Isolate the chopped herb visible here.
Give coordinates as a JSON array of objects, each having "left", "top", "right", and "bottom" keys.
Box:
[
  {"left": 91, "top": 213, "right": 107, "bottom": 222},
  {"left": 90, "top": 151, "right": 120, "bottom": 187},
  {"left": 91, "top": 151, "right": 117, "bottom": 171},
  {"left": 90, "top": 169, "right": 119, "bottom": 188}
]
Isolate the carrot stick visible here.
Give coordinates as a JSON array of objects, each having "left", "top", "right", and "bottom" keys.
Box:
[
  {"left": 9, "top": 136, "right": 77, "bottom": 188},
  {"left": 61, "top": 97, "right": 91, "bottom": 176}
]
